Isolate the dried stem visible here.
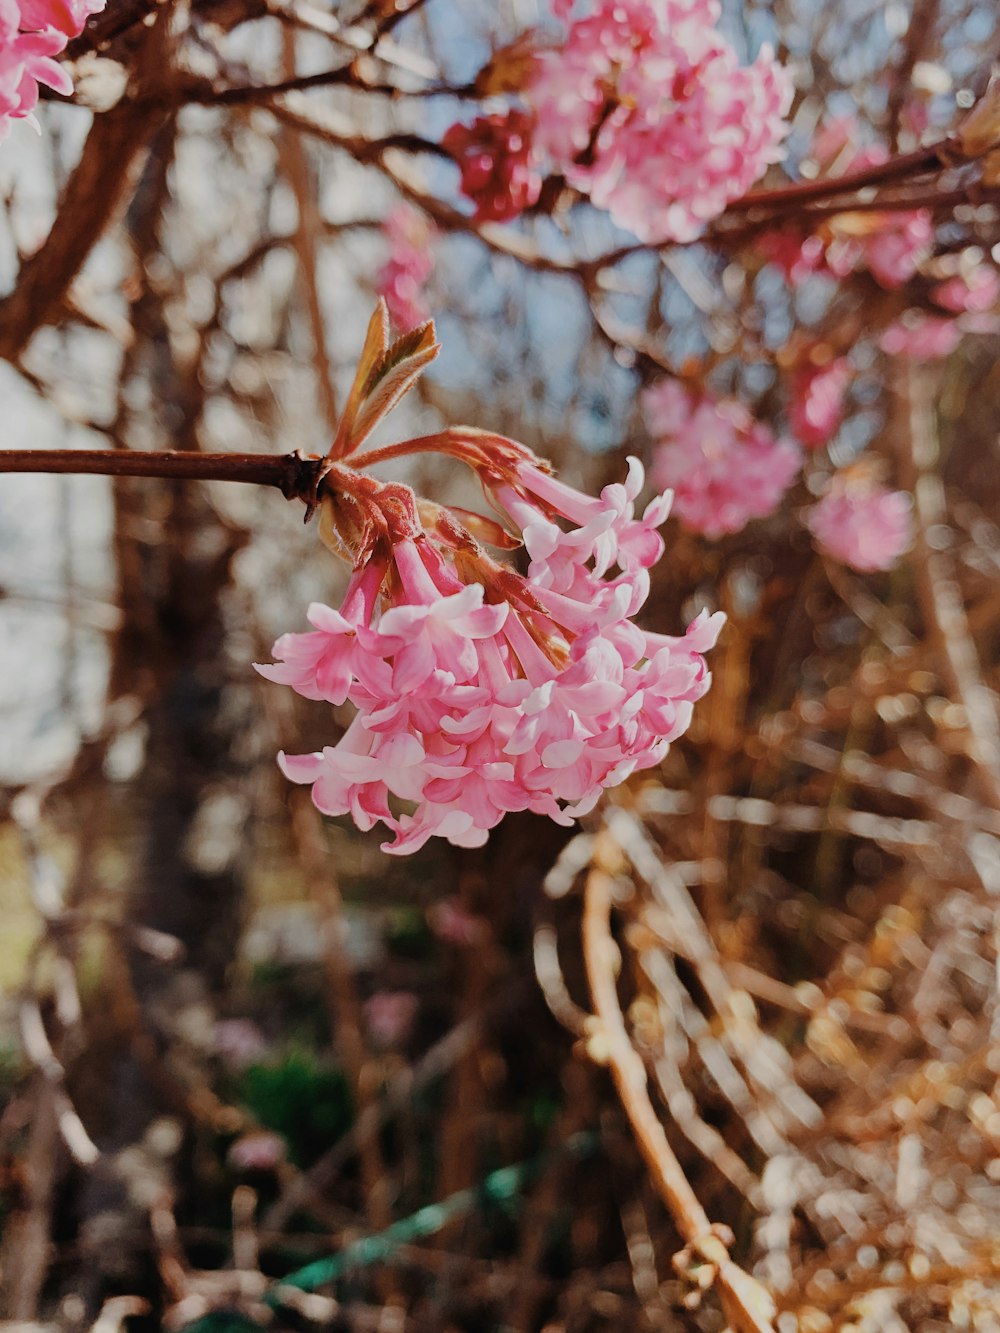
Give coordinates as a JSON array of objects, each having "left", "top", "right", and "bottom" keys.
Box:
[
  {"left": 896, "top": 366, "right": 1000, "bottom": 809},
  {"left": 581, "top": 830, "right": 777, "bottom": 1333}
]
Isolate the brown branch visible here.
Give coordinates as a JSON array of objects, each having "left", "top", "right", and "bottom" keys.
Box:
[
  {"left": 731, "top": 135, "right": 962, "bottom": 212},
  {"left": 0, "top": 0, "right": 181, "bottom": 363},
  {"left": 0, "top": 449, "right": 327, "bottom": 504},
  {"left": 177, "top": 65, "right": 474, "bottom": 105},
  {"left": 0, "top": 101, "right": 168, "bottom": 362}
]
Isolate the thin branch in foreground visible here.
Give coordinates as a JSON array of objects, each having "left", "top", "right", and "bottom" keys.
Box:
[{"left": 0, "top": 449, "right": 329, "bottom": 508}]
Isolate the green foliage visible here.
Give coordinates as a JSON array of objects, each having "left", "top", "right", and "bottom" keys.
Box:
[
  {"left": 177, "top": 1315, "right": 267, "bottom": 1333},
  {"left": 238, "top": 1052, "right": 352, "bottom": 1167}
]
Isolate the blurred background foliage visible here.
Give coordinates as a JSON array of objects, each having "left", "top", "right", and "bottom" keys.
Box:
[{"left": 3, "top": 0, "right": 1000, "bottom": 1330}]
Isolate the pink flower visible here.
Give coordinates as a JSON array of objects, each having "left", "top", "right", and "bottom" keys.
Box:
[
  {"left": 260, "top": 307, "right": 722, "bottom": 855},
  {"left": 806, "top": 474, "right": 913, "bottom": 572},
  {"left": 931, "top": 263, "right": 1000, "bottom": 314},
  {"left": 365, "top": 991, "right": 418, "bottom": 1046},
  {"left": 860, "top": 212, "right": 933, "bottom": 289},
  {"left": 0, "top": 0, "right": 104, "bottom": 139},
  {"left": 229, "top": 1132, "right": 286, "bottom": 1172},
  {"left": 213, "top": 1019, "right": 269, "bottom": 1069},
  {"left": 525, "top": 0, "right": 791, "bottom": 243},
  {"left": 428, "top": 897, "right": 487, "bottom": 945},
  {"left": 824, "top": 209, "right": 932, "bottom": 289},
  {"left": 788, "top": 356, "right": 851, "bottom": 448},
  {"left": 19, "top": 0, "right": 102, "bottom": 36},
  {"left": 261, "top": 448, "right": 721, "bottom": 855},
  {"left": 644, "top": 379, "right": 801, "bottom": 537},
  {"left": 880, "top": 312, "right": 962, "bottom": 360},
  {"left": 442, "top": 109, "right": 541, "bottom": 223},
  {"left": 376, "top": 206, "right": 436, "bottom": 331},
  {"left": 808, "top": 114, "right": 868, "bottom": 173}
]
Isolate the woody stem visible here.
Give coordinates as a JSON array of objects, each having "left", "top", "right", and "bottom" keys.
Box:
[{"left": 0, "top": 449, "right": 328, "bottom": 503}]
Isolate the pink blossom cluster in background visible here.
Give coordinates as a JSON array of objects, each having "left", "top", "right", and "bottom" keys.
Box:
[
  {"left": 806, "top": 473, "right": 913, "bottom": 572},
  {"left": 527, "top": 0, "right": 792, "bottom": 242},
  {"left": 644, "top": 379, "right": 801, "bottom": 537},
  {"left": 260, "top": 445, "right": 722, "bottom": 855},
  {"left": 875, "top": 251, "right": 1000, "bottom": 358},
  {"left": 824, "top": 209, "right": 933, "bottom": 289},
  {"left": 764, "top": 207, "right": 933, "bottom": 291},
  {"left": 0, "top": 0, "right": 104, "bottom": 138},
  {"left": 788, "top": 355, "right": 852, "bottom": 448},
  {"left": 443, "top": 0, "right": 791, "bottom": 241},
  {"left": 376, "top": 206, "right": 437, "bottom": 331},
  {"left": 442, "top": 110, "right": 541, "bottom": 223},
  {"left": 761, "top": 117, "right": 932, "bottom": 290}
]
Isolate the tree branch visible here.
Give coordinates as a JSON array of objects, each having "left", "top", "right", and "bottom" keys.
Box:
[{"left": 0, "top": 449, "right": 327, "bottom": 504}]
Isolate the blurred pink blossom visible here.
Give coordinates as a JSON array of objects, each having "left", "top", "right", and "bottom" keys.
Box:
[
  {"left": 428, "top": 897, "right": 488, "bottom": 947},
  {"left": 228, "top": 1131, "right": 287, "bottom": 1172},
  {"left": 376, "top": 206, "right": 436, "bottom": 331},
  {"left": 788, "top": 357, "right": 851, "bottom": 448},
  {"left": 880, "top": 312, "right": 962, "bottom": 360},
  {"left": 365, "top": 991, "right": 419, "bottom": 1046},
  {"left": 213, "top": 1018, "right": 269, "bottom": 1069},
  {"left": 527, "top": 0, "right": 791, "bottom": 242},
  {"left": 644, "top": 379, "right": 801, "bottom": 537},
  {"left": 759, "top": 119, "right": 932, "bottom": 289},
  {"left": 442, "top": 110, "right": 541, "bottom": 222},
  {"left": 826, "top": 210, "right": 933, "bottom": 289},
  {"left": 758, "top": 228, "right": 827, "bottom": 285},
  {"left": 931, "top": 264, "right": 1000, "bottom": 314},
  {"left": 807, "top": 474, "right": 913, "bottom": 572}
]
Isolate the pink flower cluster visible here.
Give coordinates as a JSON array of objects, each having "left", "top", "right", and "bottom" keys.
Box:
[
  {"left": 806, "top": 473, "right": 913, "bottom": 572},
  {"left": 376, "top": 206, "right": 437, "bottom": 331},
  {"left": 1, "top": 0, "right": 104, "bottom": 139},
  {"left": 761, "top": 118, "right": 932, "bottom": 290},
  {"left": 442, "top": 110, "right": 541, "bottom": 223},
  {"left": 526, "top": 0, "right": 792, "bottom": 242},
  {"left": 788, "top": 356, "right": 851, "bottom": 448},
  {"left": 441, "top": 0, "right": 791, "bottom": 241},
  {"left": 876, "top": 251, "right": 1000, "bottom": 358},
  {"left": 643, "top": 379, "right": 801, "bottom": 537},
  {"left": 260, "top": 446, "right": 722, "bottom": 855}
]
